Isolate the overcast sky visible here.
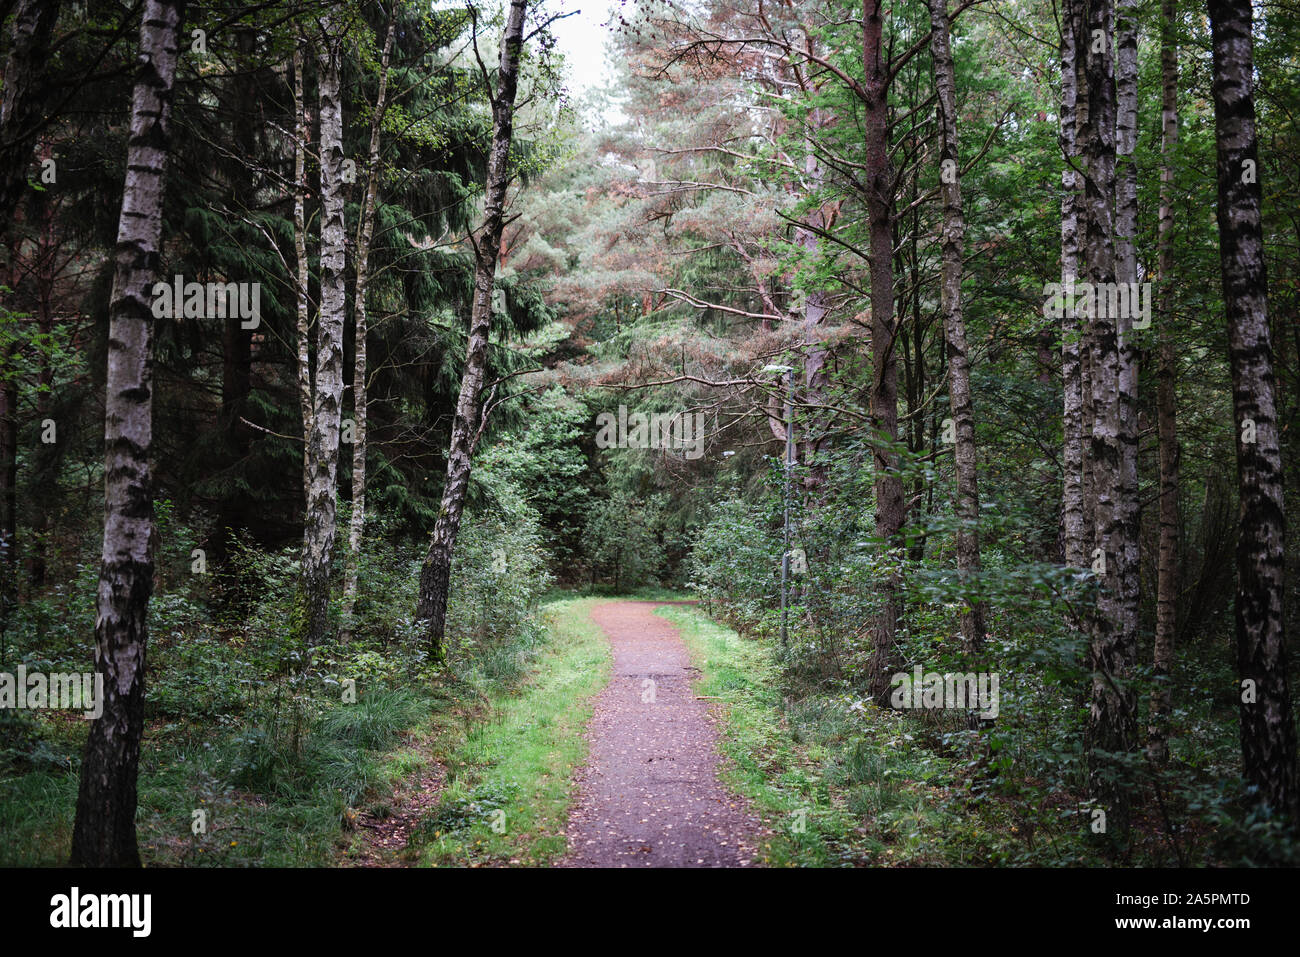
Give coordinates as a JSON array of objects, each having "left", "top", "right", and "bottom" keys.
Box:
[
  {"left": 549, "top": 2, "right": 615, "bottom": 92},
  {"left": 431, "top": 0, "right": 622, "bottom": 123}
]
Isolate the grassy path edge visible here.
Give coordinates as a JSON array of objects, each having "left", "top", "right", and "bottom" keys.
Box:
[
  {"left": 655, "top": 604, "right": 865, "bottom": 866},
  {"left": 408, "top": 597, "right": 611, "bottom": 866}
]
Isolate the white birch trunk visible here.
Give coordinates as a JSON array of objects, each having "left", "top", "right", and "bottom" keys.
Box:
[
  {"left": 301, "top": 12, "right": 347, "bottom": 650},
  {"left": 70, "top": 0, "right": 183, "bottom": 867}
]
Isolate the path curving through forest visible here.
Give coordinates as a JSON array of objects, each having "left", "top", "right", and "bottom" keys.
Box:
[{"left": 561, "top": 600, "right": 763, "bottom": 867}]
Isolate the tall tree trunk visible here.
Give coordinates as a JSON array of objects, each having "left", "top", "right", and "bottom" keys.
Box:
[
  {"left": 0, "top": 341, "right": 16, "bottom": 613},
  {"left": 1207, "top": 0, "right": 1299, "bottom": 820},
  {"left": 790, "top": 89, "right": 835, "bottom": 493},
  {"left": 341, "top": 14, "right": 395, "bottom": 640},
  {"left": 1114, "top": 0, "right": 1139, "bottom": 288},
  {"left": 1148, "top": 0, "right": 1180, "bottom": 766},
  {"left": 0, "top": 0, "right": 59, "bottom": 229},
  {"left": 1113, "top": 0, "right": 1142, "bottom": 750},
  {"left": 862, "top": 0, "right": 905, "bottom": 703},
  {"left": 1060, "top": 0, "right": 1089, "bottom": 570},
  {"left": 416, "top": 0, "right": 528, "bottom": 659},
  {"left": 292, "top": 45, "right": 312, "bottom": 503},
  {"left": 220, "top": 317, "right": 251, "bottom": 448},
  {"left": 70, "top": 0, "right": 183, "bottom": 868},
  {"left": 0, "top": 0, "right": 59, "bottom": 596},
  {"left": 21, "top": 189, "right": 57, "bottom": 590},
  {"left": 927, "top": 0, "right": 985, "bottom": 655},
  {"left": 215, "top": 26, "right": 257, "bottom": 558},
  {"left": 1072, "top": 12, "right": 1096, "bottom": 562},
  {"left": 795, "top": 198, "right": 832, "bottom": 493},
  {"left": 1080, "top": 318, "right": 1096, "bottom": 552},
  {"left": 1080, "top": 0, "right": 1137, "bottom": 833},
  {"left": 222, "top": 26, "right": 256, "bottom": 461},
  {"left": 301, "top": 12, "right": 346, "bottom": 651},
  {"left": 29, "top": 252, "right": 52, "bottom": 587}
]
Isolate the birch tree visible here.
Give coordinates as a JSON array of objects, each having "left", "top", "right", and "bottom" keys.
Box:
[
  {"left": 926, "top": 0, "right": 985, "bottom": 654},
  {"left": 1148, "top": 0, "right": 1180, "bottom": 766},
  {"left": 785, "top": 27, "right": 837, "bottom": 495},
  {"left": 70, "top": 0, "right": 184, "bottom": 868},
  {"left": 862, "top": 0, "right": 906, "bottom": 702},
  {"left": 341, "top": 14, "right": 396, "bottom": 640},
  {"left": 1207, "top": 0, "right": 1299, "bottom": 820},
  {"left": 416, "top": 0, "right": 529, "bottom": 658},
  {"left": 301, "top": 11, "right": 347, "bottom": 651},
  {"left": 1059, "top": 0, "right": 1087, "bottom": 569},
  {"left": 293, "top": 44, "right": 312, "bottom": 501},
  {"left": 1079, "top": 0, "right": 1138, "bottom": 827},
  {"left": 1113, "top": 0, "right": 1141, "bottom": 734}
]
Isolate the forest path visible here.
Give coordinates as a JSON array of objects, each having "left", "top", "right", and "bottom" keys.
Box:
[{"left": 560, "top": 600, "right": 762, "bottom": 867}]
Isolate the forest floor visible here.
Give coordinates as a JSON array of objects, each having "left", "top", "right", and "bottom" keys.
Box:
[
  {"left": 0, "top": 595, "right": 1195, "bottom": 868},
  {"left": 379, "top": 596, "right": 611, "bottom": 866}
]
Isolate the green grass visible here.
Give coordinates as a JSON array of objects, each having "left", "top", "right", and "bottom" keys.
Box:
[
  {"left": 652, "top": 604, "right": 862, "bottom": 865},
  {"left": 0, "top": 598, "right": 605, "bottom": 869},
  {"left": 2, "top": 594, "right": 1070, "bottom": 868},
  {"left": 0, "top": 650, "right": 567, "bottom": 867},
  {"left": 0, "top": 688, "right": 434, "bottom": 867},
  {"left": 409, "top": 597, "right": 611, "bottom": 866},
  {"left": 656, "top": 603, "right": 1037, "bottom": 866}
]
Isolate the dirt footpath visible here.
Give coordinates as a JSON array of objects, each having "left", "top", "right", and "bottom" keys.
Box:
[{"left": 560, "top": 600, "right": 764, "bottom": 867}]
